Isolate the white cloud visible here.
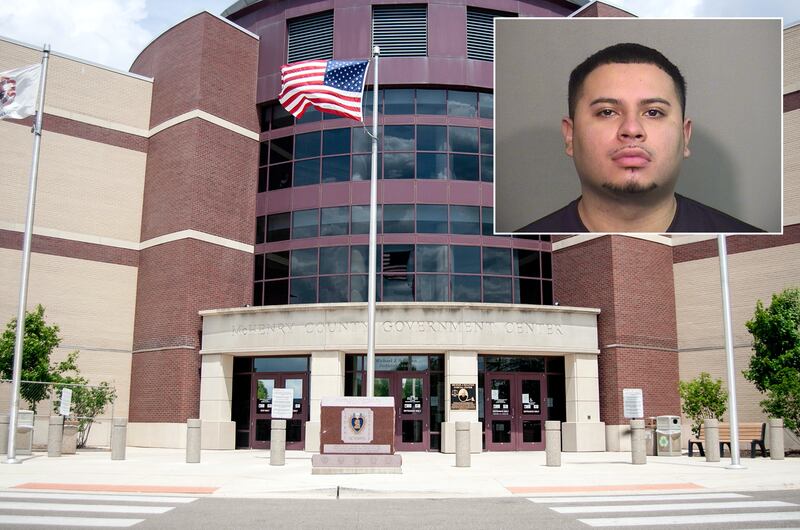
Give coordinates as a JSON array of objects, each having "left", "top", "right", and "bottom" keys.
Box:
[
  {"left": 0, "top": 0, "right": 152, "bottom": 71},
  {"left": 611, "top": 0, "right": 703, "bottom": 18}
]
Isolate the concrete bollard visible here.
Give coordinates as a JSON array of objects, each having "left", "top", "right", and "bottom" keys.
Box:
[
  {"left": 0, "top": 414, "right": 8, "bottom": 455},
  {"left": 545, "top": 421, "right": 561, "bottom": 467},
  {"left": 111, "top": 417, "right": 127, "bottom": 461},
  {"left": 186, "top": 419, "right": 201, "bottom": 463},
  {"left": 704, "top": 419, "right": 720, "bottom": 462},
  {"left": 631, "top": 419, "right": 646, "bottom": 465},
  {"left": 270, "top": 420, "right": 286, "bottom": 466},
  {"left": 48, "top": 416, "right": 64, "bottom": 457},
  {"left": 769, "top": 418, "right": 785, "bottom": 460},
  {"left": 455, "top": 421, "right": 470, "bottom": 467}
]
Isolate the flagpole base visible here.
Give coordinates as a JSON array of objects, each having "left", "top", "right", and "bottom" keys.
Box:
[
  {"left": 3, "top": 458, "right": 23, "bottom": 464},
  {"left": 725, "top": 464, "right": 746, "bottom": 470}
]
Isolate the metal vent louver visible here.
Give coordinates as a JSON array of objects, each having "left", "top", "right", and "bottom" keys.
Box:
[
  {"left": 466, "top": 8, "right": 513, "bottom": 61},
  {"left": 287, "top": 11, "right": 334, "bottom": 63},
  {"left": 372, "top": 5, "right": 427, "bottom": 57}
]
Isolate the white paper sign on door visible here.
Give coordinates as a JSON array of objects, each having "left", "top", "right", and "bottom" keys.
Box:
[{"left": 271, "top": 388, "right": 294, "bottom": 419}]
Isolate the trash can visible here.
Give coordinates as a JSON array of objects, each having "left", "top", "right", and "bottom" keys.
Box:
[
  {"left": 645, "top": 417, "right": 657, "bottom": 456},
  {"left": 655, "top": 415, "right": 681, "bottom": 456}
]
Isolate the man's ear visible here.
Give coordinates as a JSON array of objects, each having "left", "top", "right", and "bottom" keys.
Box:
[
  {"left": 561, "top": 117, "right": 574, "bottom": 157},
  {"left": 683, "top": 119, "right": 692, "bottom": 158}
]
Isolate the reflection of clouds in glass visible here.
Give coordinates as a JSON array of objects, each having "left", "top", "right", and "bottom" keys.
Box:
[
  {"left": 291, "top": 248, "right": 318, "bottom": 276},
  {"left": 450, "top": 127, "right": 479, "bottom": 153},
  {"left": 417, "top": 245, "right": 448, "bottom": 272},
  {"left": 384, "top": 126, "right": 415, "bottom": 151},
  {"left": 448, "top": 91, "right": 478, "bottom": 117},
  {"left": 384, "top": 153, "right": 414, "bottom": 179}
]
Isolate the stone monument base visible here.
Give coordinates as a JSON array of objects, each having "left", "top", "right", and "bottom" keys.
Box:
[{"left": 311, "top": 453, "right": 402, "bottom": 474}]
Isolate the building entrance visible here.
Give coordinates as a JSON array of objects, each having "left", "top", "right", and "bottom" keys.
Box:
[
  {"left": 250, "top": 372, "right": 308, "bottom": 449},
  {"left": 484, "top": 372, "right": 546, "bottom": 451},
  {"left": 374, "top": 371, "right": 430, "bottom": 451}
]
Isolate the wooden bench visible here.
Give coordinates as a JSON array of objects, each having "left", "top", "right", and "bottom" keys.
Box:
[{"left": 688, "top": 422, "right": 766, "bottom": 458}]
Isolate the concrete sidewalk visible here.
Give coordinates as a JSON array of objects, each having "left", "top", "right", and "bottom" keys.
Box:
[{"left": 1, "top": 448, "right": 799, "bottom": 499}]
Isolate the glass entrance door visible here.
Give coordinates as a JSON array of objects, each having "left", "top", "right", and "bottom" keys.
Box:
[
  {"left": 484, "top": 373, "right": 546, "bottom": 451},
  {"left": 375, "top": 371, "right": 430, "bottom": 451},
  {"left": 250, "top": 372, "right": 308, "bottom": 450}
]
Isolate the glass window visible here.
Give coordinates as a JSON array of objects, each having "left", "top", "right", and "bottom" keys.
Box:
[
  {"left": 264, "top": 279, "right": 288, "bottom": 305},
  {"left": 253, "top": 356, "right": 309, "bottom": 372},
  {"left": 480, "top": 128, "right": 493, "bottom": 154},
  {"left": 515, "top": 278, "right": 541, "bottom": 304},
  {"left": 270, "top": 136, "right": 293, "bottom": 164},
  {"left": 416, "top": 274, "right": 449, "bottom": 301},
  {"left": 416, "top": 89, "right": 446, "bottom": 115},
  {"left": 450, "top": 154, "right": 479, "bottom": 181},
  {"left": 320, "top": 206, "right": 349, "bottom": 236},
  {"left": 417, "top": 125, "right": 447, "bottom": 151},
  {"left": 291, "top": 248, "right": 318, "bottom": 276},
  {"left": 258, "top": 167, "right": 268, "bottom": 193},
  {"left": 384, "top": 89, "right": 414, "bottom": 115},
  {"left": 259, "top": 142, "right": 269, "bottom": 166},
  {"left": 290, "top": 277, "right": 316, "bottom": 304},
  {"left": 294, "top": 159, "right": 320, "bottom": 187},
  {"left": 256, "top": 216, "right": 265, "bottom": 245},
  {"left": 266, "top": 251, "right": 289, "bottom": 279},
  {"left": 382, "top": 274, "right": 414, "bottom": 301},
  {"left": 292, "top": 209, "right": 319, "bottom": 238},
  {"left": 483, "top": 247, "right": 511, "bottom": 275},
  {"left": 384, "top": 125, "right": 414, "bottom": 151},
  {"left": 319, "top": 245, "right": 348, "bottom": 274},
  {"left": 322, "top": 155, "right": 350, "bottom": 182},
  {"left": 382, "top": 244, "right": 414, "bottom": 274},
  {"left": 542, "top": 252, "right": 552, "bottom": 278},
  {"left": 268, "top": 162, "right": 292, "bottom": 190},
  {"left": 416, "top": 204, "right": 448, "bottom": 233},
  {"left": 362, "top": 89, "right": 383, "bottom": 116},
  {"left": 296, "top": 106, "right": 321, "bottom": 124},
  {"left": 350, "top": 274, "right": 368, "bottom": 302},
  {"left": 272, "top": 105, "right": 293, "bottom": 129},
  {"left": 295, "top": 131, "right": 321, "bottom": 159},
  {"left": 416, "top": 153, "right": 447, "bottom": 180},
  {"left": 451, "top": 245, "right": 480, "bottom": 273},
  {"left": 353, "top": 127, "right": 373, "bottom": 153},
  {"left": 351, "top": 245, "right": 381, "bottom": 274},
  {"left": 383, "top": 204, "right": 414, "bottom": 233},
  {"left": 543, "top": 280, "right": 553, "bottom": 305},
  {"left": 319, "top": 275, "right": 349, "bottom": 303},
  {"left": 352, "top": 205, "right": 382, "bottom": 234},
  {"left": 482, "top": 206, "right": 494, "bottom": 236},
  {"left": 451, "top": 205, "right": 480, "bottom": 234},
  {"left": 479, "top": 93, "right": 493, "bottom": 119},
  {"left": 384, "top": 153, "right": 414, "bottom": 179},
  {"left": 266, "top": 212, "right": 290, "bottom": 242},
  {"left": 254, "top": 254, "right": 264, "bottom": 281},
  {"left": 514, "top": 249, "right": 540, "bottom": 277},
  {"left": 452, "top": 275, "right": 481, "bottom": 302},
  {"left": 323, "top": 128, "right": 351, "bottom": 155},
  {"left": 448, "top": 90, "right": 478, "bottom": 117},
  {"left": 253, "top": 281, "right": 263, "bottom": 306},
  {"left": 449, "top": 127, "right": 479, "bottom": 153},
  {"left": 481, "top": 156, "right": 494, "bottom": 183},
  {"left": 416, "top": 244, "right": 448, "bottom": 272},
  {"left": 483, "top": 276, "right": 512, "bottom": 303}
]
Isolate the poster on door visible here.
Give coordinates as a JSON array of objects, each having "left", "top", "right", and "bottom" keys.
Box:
[
  {"left": 403, "top": 395, "right": 422, "bottom": 414},
  {"left": 521, "top": 393, "right": 540, "bottom": 414},
  {"left": 256, "top": 379, "right": 272, "bottom": 412},
  {"left": 491, "top": 389, "right": 510, "bottom": 415}
]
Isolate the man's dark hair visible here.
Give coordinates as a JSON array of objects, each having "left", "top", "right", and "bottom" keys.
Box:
[{"left": 567, "top": 43, "right": 686, "bottom": 119}]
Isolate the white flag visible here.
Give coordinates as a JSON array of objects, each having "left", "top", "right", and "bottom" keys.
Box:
[{"left": 0, "top": 64, "right": 41, "bottom": 120}]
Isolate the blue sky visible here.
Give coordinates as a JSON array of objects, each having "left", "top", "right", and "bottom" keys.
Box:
[{"left": 1, "top": 0, "right": 798, "bottom": 71}]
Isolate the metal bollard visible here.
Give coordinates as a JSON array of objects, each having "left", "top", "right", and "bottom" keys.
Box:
[
  {"left": 545, "top": 421, "right": 561, "bottom": 467},
  {"left": 0, "top": 414, "right": 8, "bottom": 456},
  {"left": 48, "top": 416, "right": 64, "bottom": 457},
  {"left": 704, "top": 419, "right": 720, "bottom": 462},
  {"left": 630, "top": 419, "right": 646, "bottom": 465},
  {"left": 111, "top": 418, "right": 127, "bottom": 461},
  {"left": 270, "top": 420, "right": 286, "bottom": 466},
  {"left": 455, "top": 421, "right": 470, "bottom": 467},
  {"left": 186, "top": 419, "right": 201, "bottom": 463},
  {"left": 769, "top": 418, "right": 784, "bottom": 460}
]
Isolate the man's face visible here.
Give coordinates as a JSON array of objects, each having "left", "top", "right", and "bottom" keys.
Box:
[{"left": 562, "top": 62, "right": 692, "bottom": 197}]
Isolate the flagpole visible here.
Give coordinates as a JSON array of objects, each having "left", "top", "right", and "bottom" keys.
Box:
[
  {"left": 366, "top": 46, "right": 380, "bottom": 398},
  {"left": 6, "top": 44, "right": 50, "bottom": 465}
]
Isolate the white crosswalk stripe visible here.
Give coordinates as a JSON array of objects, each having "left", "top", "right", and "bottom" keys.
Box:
[
  {"left": 0, "top": 490, "right": 198, "bottom": 527},
  {"left": 528, "top": 491, "right": 800, "bottom": 528}
]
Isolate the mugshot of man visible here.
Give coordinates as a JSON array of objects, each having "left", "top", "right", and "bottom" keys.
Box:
[{"left": 516, "top": 43, "right": 762, "bottom": 234}]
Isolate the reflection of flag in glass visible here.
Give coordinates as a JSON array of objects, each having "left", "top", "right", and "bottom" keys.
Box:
[
  {"left": 0, "top": 64, "right": 41, "bottom": 120},
  {"left": 279, "top": 59, "right": 369, "bottom": 121},
  {"left": 382, "top": 250, "right": 411, "bottom": 279}
]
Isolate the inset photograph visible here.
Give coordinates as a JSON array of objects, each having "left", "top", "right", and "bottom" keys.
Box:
[{"left": 494, "top": 18, "right": 782, "bottom": 234}]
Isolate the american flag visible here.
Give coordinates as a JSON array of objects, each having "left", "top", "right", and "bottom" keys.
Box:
[{"left": 279, "top": 59, "right": 369, "bottom": 122}]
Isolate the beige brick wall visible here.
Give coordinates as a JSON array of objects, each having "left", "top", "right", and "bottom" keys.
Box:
[
  {"left": 2, "top": 122, "right": 145, "bottom": 245},
  {"left": 0, "top": 38, "right": 152, "bottom": 133},
  {"left": 786, "top": 110, "right": 800, "bottom": 225},
  {"left": 786, "top": 25, "right": 800, "bottom": 94},
  {"left": 675, "top": 243, "right": 800, "bottom": 422}
]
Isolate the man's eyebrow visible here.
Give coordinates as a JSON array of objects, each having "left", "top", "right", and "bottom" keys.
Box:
[
  {"left": 640, "top": 98, "right": 672, "bottom": 107},
  {"left": 589, "top": 97, "right": 619, "bottom": 106},
  {"left": 588, "top": 97, "right": 673, "bottom": 107}
]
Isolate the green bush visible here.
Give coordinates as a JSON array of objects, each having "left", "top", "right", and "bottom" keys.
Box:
[{"left": 678, "top": 372, "right": 728, "bottom": 437}]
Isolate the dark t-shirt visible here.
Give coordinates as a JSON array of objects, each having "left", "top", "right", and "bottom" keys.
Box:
[{"left": 516, "top": 194, "right": 763, "bottom": 234}]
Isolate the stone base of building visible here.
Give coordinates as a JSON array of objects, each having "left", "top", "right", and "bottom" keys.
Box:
[
  {"left": 562, "top": 421, "right": 606, "bottom": 451},
  {"left": 605, "top": 424, "right": 633, "bottom": 452},
  {"left": 440, "top": 421, "right": 482, "bottom": 453},
  {"left": 305, "top": 421, "right": 321, "bottom": 452},
  {"left": 128, "top": 421, "right": 235, "bottom": 449}
]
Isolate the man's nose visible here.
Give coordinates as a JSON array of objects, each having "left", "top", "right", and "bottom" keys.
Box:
[{"left": 618, "top": 115, "right": 646, "bottom": 141}]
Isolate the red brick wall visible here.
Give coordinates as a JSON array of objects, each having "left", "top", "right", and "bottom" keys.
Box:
[{"left": 554, "top": 236, "right": 679, "bottom": 425}]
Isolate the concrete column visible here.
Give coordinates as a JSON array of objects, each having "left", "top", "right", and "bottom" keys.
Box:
[
  {"left": 111, "top": 418, "right": 127, "bottom": 460},
  {"left": 186, "top": 419, "right": 201, "bottom": 463},
  {"left": 769, "top": 418, "right": 784, "bottom": 460},
  {"left": 48, "top": 416, "right": 64, "bottom": 457},
  {"left": 545, "top": 420, "right": 561, "bottom": 467},
  {"left": 443, "top": 351, "right": 480, "bottom": 454},
  {"left": 704, "top": 419, "right": 720, "bottom": 462},
  {"left": 562, "top": 353, "right": 605, "bottom": 452},
  {"left": 306, "top": 351, "right": 345, "bottom": 452},
  {"left": 0, "top": 414, "right": 8, "bottom": 455},
  {"left": 455, "top": 421, "right": 470, "bottom": 467},
  {"left": 270, "top": 419, "right": 286, "bottom": 466},
  {"left": 198, "top": 353, "right": 236, "bottom": 450},
  {"left": 630, "top": 419, "right": 646, "bottom": 465}
]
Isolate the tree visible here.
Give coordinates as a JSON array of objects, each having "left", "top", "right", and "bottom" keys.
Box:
[
  {"left": 53, "top": 380, "right": 117, "bottom": 448},
  {"left": 745, "top": 288, "right": 800, "bottom": 435},
  {"left": 0, "top": 305, "right": 79, "bottom": 412},
  {"left": 678, "top": 372, "right": 728, "bottom": 437}
]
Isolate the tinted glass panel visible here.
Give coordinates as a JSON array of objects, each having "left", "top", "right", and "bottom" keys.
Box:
[
  {"left": 319, "top": 275, "right": 349, "bottom": 302},
  {"left": 542, "top": 252, "right": 552, "bottom": 278},
  {"left": 294, "top": 159, "right": 320, "bottom": 187},
  {"left": 253, "top": 281, "right": 263, "bottom": 305},
  {"left": 292, "top": 209, "right": 318, "bottom": 238},
  {"left": 483, "top": 247, "right": 511, "bottom": 275},
  {"left": 385, "top": 88, "right": 414, "bottom": 114},
  {"left": 416, "top": 204, "right": 448, "bottom": 233},
  {"left": 451, "top": 205, "right": 480, "bottom": 234},
  {"left": 256, "top": 216, "right": 265, "bottom": 245},
  {"left": 384, "top": 153, "right": 414, "bottom": 179},
  {"left": 452, "top": 275, "right": 481, "bottom": 302},
  {"left": 352, "top": 154, "right": 370, "bottom": 181},
  {"left": 291, "top": 248, "right": 318, "bottom": 276},
  {"left": 515, "top": 249, "right": 540, "bottom": 277},
  {"left": 480, "top": 128, "right": 493, "bottom": 154},
  {"left": 266, "top": 213, "right": 290, "bottom": 242},
  {"left": 479, "top": 93, "right": 494, "bottom": 119},
  {"left": 449, "top": 127, "right": 479, "bottom": 153},
  {"left": 319, "top": 245, "right": 348, "bottom": 274},
  {"left": 254, "top": 254, "right": 264, "bottom": 281},
  {"left": 448, "top": 90, "right": 477, "bottom": 117},
  {"left": 383, "top": 244, "right": 414, "bottom": 274},
  {"left": 253, "top": 356, "right": 309, "bottom": 372},
  {"left": 383, "top": 274, "right": 414, "bottom": 301},
  {"left": 450, "top": 154, "right": 479, "bottom": 181},
  {"left": 416, "top": 89, "right": 446, "bottom": 115},
  {"left": 259, "top": 142, "right": 269, "bottom": 166},
  {"left": 295, "top": 131, "right": 321, "bottom": 159},
  {"left": 296, "top": 106, "right": 321, "bottom": 124},
  {"left": 351, "top": 205, "right": 380, "bottom": 234},
  {"left": 272, "top": 105, "right": 293, "bottom": 129},
  {"left": 270, "top": 136, "right": 293, "bottom": 163},
  {"left": 350, "top": 274, "right": 368, "bottom": 302},
  {"left": 482, "top": 206, "right": 494, "bottom": 236},
  {"left": 320, "top": 206, "right": 349, "bottom": 236},
  {"left": 416, "top": 125, "right": 447, "bottom": 151},
  {"left": 264, "top": 279, "right": 288, "bottom": 305},
  {"left": 383, "top": 204, "right": 414, "bottom": 233},
  {"left": 384, "top": 125, "right": 414, "bottom": 151},
  {"left": 416, "top": 274, "right": 448, "bottom": 301},
  {"left": 290, "top": 277, "right": 316, "bottom": 303},
  {"left": 258, "top": 167, "right": 267, "bottom": 193},
  {"left": 451, "top": 245, "right": 480, "bottom": 273},
  {"left": 515, "top": 278, "right": 541, "bottom": 304},
  {"left": 416, "top": 153, "right": 447, "bottom": 180},
  {"left": 481, "top": 156, "right": 494, "bottom": 183},
  {"left": 268, "top": 163, "right": 292, "bottom": 190},
  {"left": 323, "top": 128, "right": 351, "bottom": 155},
  {"left": 322, "top": 155, "right": 350, "bottom": 182},
  {"left": 352, "top": 127, "right": 373, "bottom": 153},
  {"left": 362, "top": 88, "right": 383, "bottom": 116},
  {"left": 265, "top": 251, "right": 289, "bottom": 279},
  {"left": 483, "top": 276, "right": 512, "bottom": 303},
  {"left": 542, "top": 280, "right": 553, "bottom": 305},
  {"left": 350, "top": 245, "right": 370, "bottom": 273},
  {"left": 416, "top": 244, "right": 448, "bottom": 272}
]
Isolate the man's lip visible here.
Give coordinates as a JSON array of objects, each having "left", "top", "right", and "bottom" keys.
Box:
[{"left": 611, "top": 148, "right": 651, "bottom": 168}]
